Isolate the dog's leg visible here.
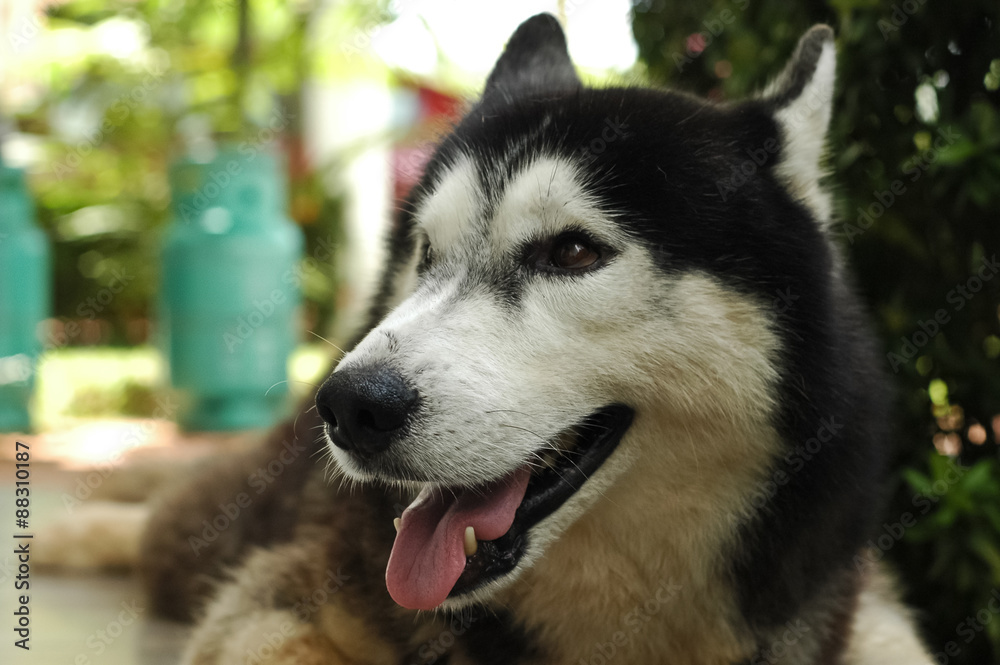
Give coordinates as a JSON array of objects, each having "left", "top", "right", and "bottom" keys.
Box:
[
  {"left": 180, "top": 523, "right": 436, "bottom": 665},
  {"left": 183, "top": 604, "right": 350, "bottom": 665},
  {"left": 35, "top": 501, "right": 150, "bottom": 569},
  {"left": 139, "top": 399, "right": 326, "bottom": 621}
]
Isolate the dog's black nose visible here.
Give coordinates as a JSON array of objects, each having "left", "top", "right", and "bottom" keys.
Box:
[{"left": 316, "top": 365, "right": 418, "bottom": 456}]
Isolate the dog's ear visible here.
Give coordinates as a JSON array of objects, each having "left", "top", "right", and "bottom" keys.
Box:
[
  {"left": 762, "top": 25, "right": 837, "bottom": 222},
  {"left": 483, "top": 13, "right": 580, "bottom": 103}
]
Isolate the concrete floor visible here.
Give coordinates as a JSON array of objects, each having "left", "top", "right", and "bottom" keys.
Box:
[
  {"left": 5, "top": 573, "right": 190, "bottom": 664},
  {"left": 1, "top": 420, "right": 255, "bottom": 665}
]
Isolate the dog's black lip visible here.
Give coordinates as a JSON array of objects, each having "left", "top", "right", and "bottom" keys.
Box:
[{"left": 447, "top": 404, "right": 634, "bottom": 599}]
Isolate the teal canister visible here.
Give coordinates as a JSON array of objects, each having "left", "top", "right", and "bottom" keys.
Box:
[
  {"left": 160, "top": 146, "right": 303, "bottom": 430},
  {"left": 0, "top": 163, "right": 50, "bottom": 432}
]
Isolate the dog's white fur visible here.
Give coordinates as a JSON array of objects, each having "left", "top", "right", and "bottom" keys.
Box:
[
  {"left": 321, "top": 35, "right": 934, "bottom": 663},
  {"left": 331, "top": 154, "right": 785, "bottom": 616},
  {"left": 769, "top": 40, "right": 837, "bottom": 227},
  {"left": 135, "top": 18, "right": 939, "bottom": 665}
]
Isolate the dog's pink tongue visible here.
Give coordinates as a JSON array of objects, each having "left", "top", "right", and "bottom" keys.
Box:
[{"left": 386, "top": 468, "right": 530, "bottom": 610}]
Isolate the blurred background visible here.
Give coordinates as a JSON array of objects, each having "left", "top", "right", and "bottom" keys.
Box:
[{"left": 0, "top": 0, "right": 998, "bottom": 663}]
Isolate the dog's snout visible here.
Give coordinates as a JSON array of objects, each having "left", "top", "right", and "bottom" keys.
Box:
[{"left": 316, "top": 366, "right": 418, "bottom": 456}]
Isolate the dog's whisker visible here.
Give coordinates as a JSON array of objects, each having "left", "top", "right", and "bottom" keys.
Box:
[
  {"left": 484, "top": 408, "right": 537, "bottom": 418},
  {"left": 264, "top": 380, "right": 288, "bottom": 396},
  {"left": 497, "top": 422, "right": 549, "bottom": 443},
  {"left": 307, "top": 330, "right": 348, "bottom": 356}
]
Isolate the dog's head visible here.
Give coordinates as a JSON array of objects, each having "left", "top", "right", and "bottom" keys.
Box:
[{"left": 318, "top": 15, "right": 839, "bottom": 611}]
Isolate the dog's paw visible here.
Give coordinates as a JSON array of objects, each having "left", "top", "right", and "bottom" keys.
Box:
[
  {"left": 34, "top": 501, "right": 150, "bottom": 570},
  {"left": 181, "top": 609, "right": 349, "bottom": 665},
  {"left": 180, "top": 608, "right": 331, "bottom": 664},
  {"left": 182, "top": 604, "right": 407, "bottom": 665},
  {"left": 179, "top": 532, "right": 410, "bottom": 665}
]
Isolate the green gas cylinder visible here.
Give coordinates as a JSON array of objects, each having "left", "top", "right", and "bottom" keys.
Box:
[
  {"left": 160, "top": 147, "right": 304, "bottom": 431},
  {"left": 0, "top": 162, "right": 50, "bottom": 432}
]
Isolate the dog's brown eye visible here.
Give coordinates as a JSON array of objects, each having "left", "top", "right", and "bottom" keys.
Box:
[
  {"left": 551, "top": 237, "right": 600, "bottom": 271},
  {"left": 525, "top": 231, "right": 610, "bottom": 275}
]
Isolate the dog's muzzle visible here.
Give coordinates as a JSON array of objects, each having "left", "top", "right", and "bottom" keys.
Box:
[{"left": 316, "top": 363, "right": 634, "bottom": 611}]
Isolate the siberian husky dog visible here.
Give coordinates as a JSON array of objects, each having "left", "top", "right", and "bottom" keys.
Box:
[{"left": 142, "top": 14, "right": 934, "bottom": 665}]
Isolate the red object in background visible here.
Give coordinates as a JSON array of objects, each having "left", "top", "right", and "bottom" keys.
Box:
[
  {"left": 392, "top": 83, "right": 463, "bottom": 204},
  {"left": 418, "top": 85, "right": 463, "bottom": 121}
]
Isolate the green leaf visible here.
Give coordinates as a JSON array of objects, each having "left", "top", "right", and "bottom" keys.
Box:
[
  {"left": 903, "top": 468, "right": 933, "bottom": 494},
  {"left": 968, "top": 533, "right": 1000, "bottom": 583},
  {"left": 961, "top": 461, "right": 998, "bottom": 495}
]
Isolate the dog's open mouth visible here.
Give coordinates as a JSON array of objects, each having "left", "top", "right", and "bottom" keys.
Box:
[{"left": 385, "top": 404, "right": 633, "bottom": 610}]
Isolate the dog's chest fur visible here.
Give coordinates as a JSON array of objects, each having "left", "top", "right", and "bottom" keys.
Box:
[
  {"left": 444, "top": 417, "right": 769, "bottom": 665},
  {"left": 142, "top": 15, "right": 937, "bottom": 665}
]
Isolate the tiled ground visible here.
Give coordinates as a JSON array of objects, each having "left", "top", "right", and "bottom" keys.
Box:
[
  {"left": 6, "top": 573, "right": 190, "bottom": 664},
  {"left": 1, "top": 420, "right": 260, "bottom": 665}
]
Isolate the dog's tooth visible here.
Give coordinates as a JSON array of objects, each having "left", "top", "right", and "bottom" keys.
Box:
[
  {"left": 464, "top": 526, "right": 477, "bottom": 557},
  {"left": 393, "top": 517, "right": 401, "bottom": 533}
]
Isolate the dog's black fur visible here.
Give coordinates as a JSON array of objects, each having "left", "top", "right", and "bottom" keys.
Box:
[
  {"left": 401, "top": 15, "right": 890, "bottom": 641},
  {"left": 141, "top": 16, "right": 916, "bottom": 665}
]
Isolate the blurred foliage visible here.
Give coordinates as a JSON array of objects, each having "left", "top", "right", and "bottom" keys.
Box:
[
  {"left": 632, "top": 0, "right": 1000, "bottom": 661},
  {"left": 66, "top": 379, "right": 163, "bottom": 417},
  {"left": 32, "top": 344, "right": 329, "bottom": 428},
  {"left": 10, "top": 0, "right": 355, "bottom": 345}
]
